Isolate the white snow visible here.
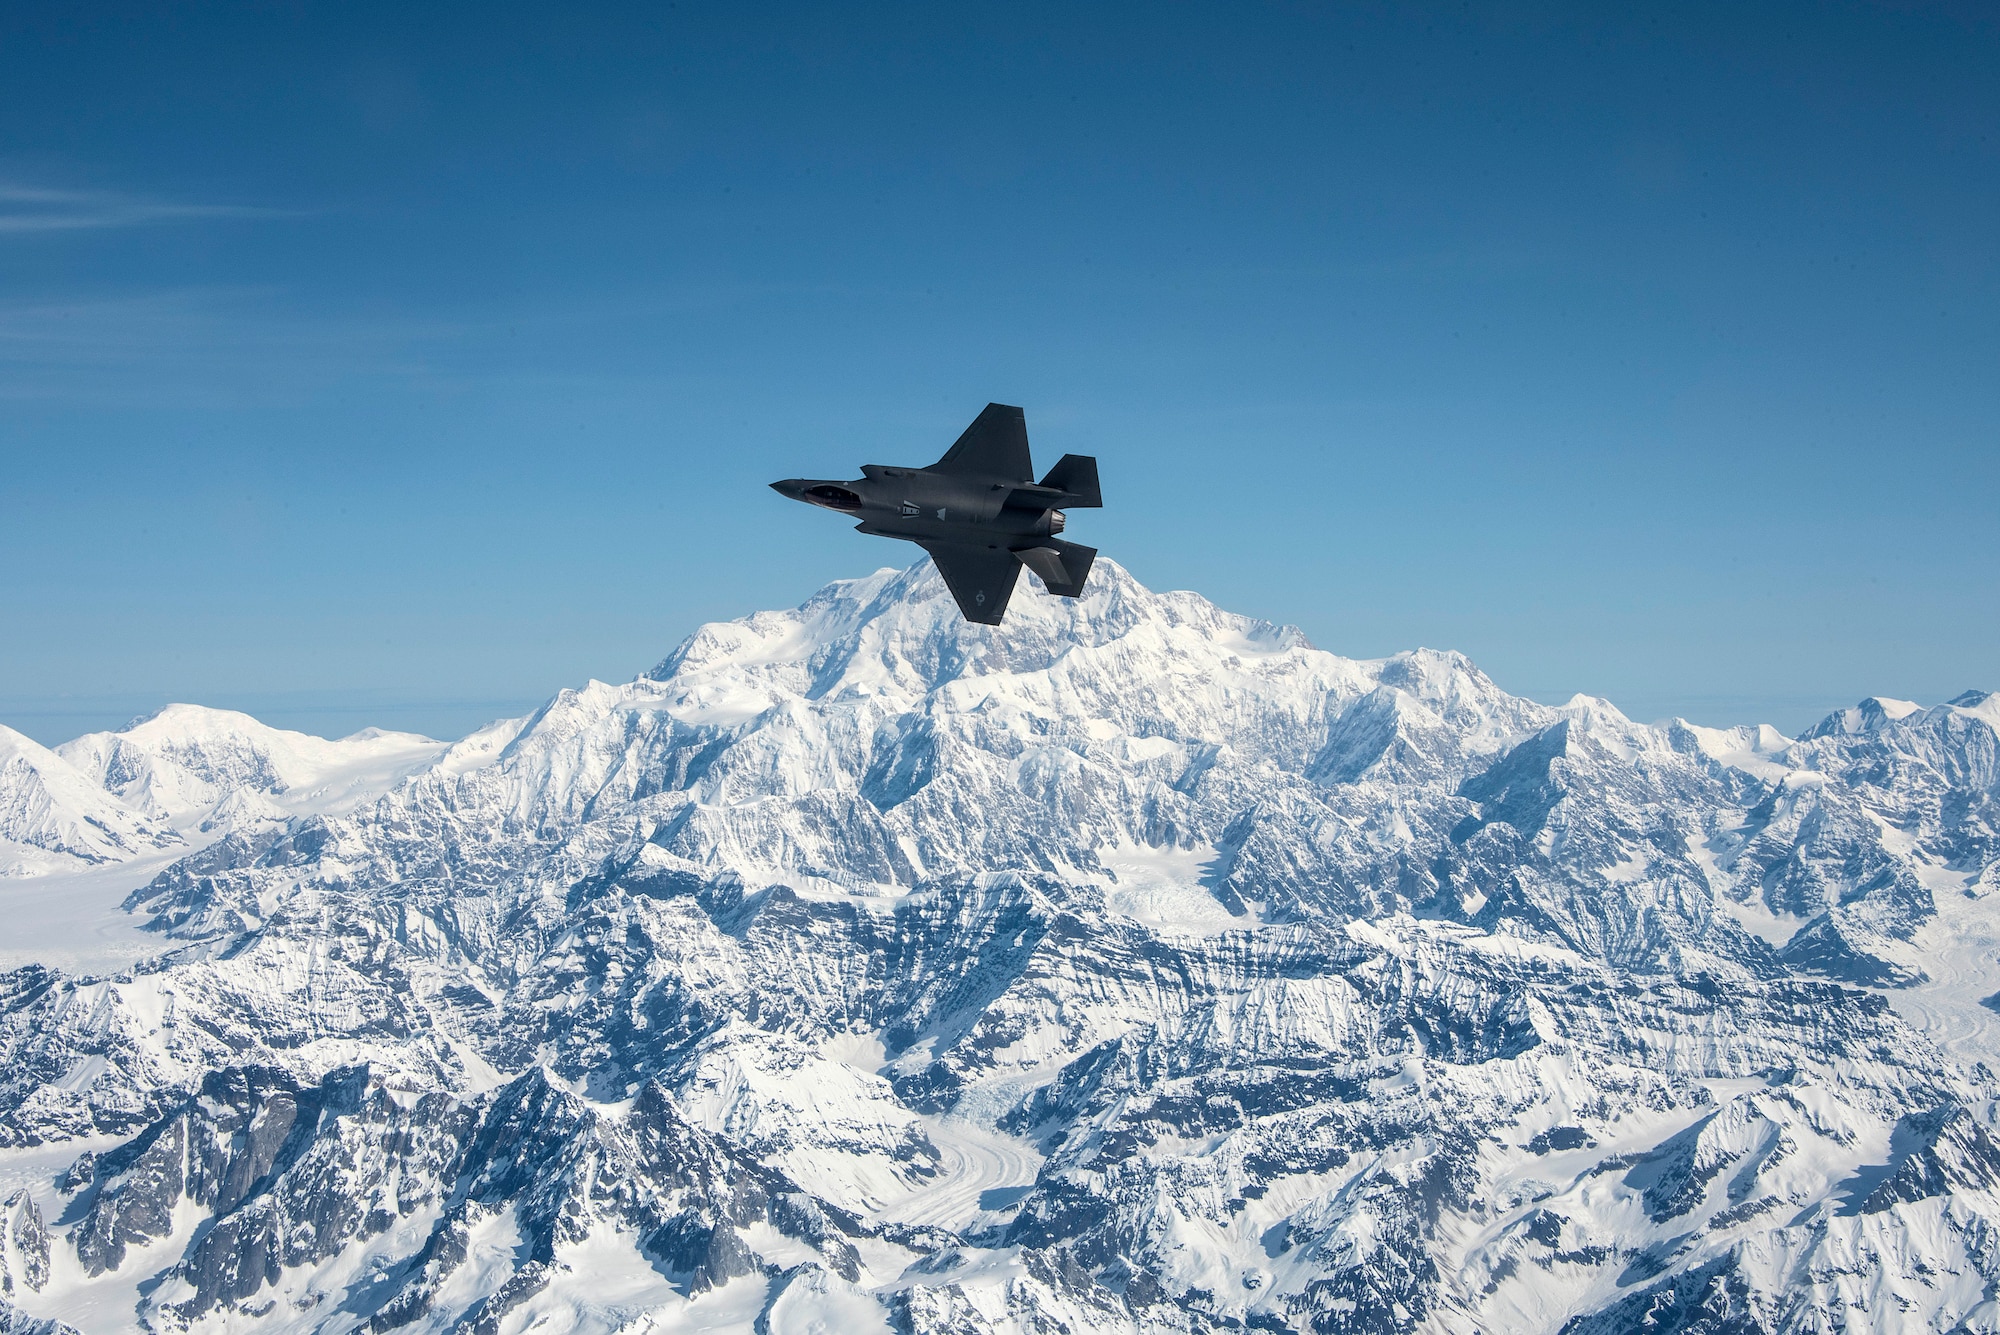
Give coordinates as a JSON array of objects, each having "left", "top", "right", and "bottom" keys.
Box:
[
  {"left": 1098, "top": 841, "right": 1254, "bottom": 934},
  {"left": 1877, "top": 864, "right": 2000, "bottom": 1066},
  {"left": 0, "top": 723, "right": 182, "bottom": 876},
  {"left": 0, "top": 843, "right": 204, "bottom": 973},
  {"left": 57, "top": 703, "right": 451, "bottom": 832},
  {"left": 872, "top": 1114, "right": 1043, "bottom": 1233},
  {"left": 1, "top": 706, "right": 453, "bottom": 886},
  {"left": 1676, "top": 719, "right": 1794, "bottom": 781}
]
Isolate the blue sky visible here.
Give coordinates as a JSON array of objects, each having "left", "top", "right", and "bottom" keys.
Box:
[{"left": 1, "top": 2, "right": 1995, "bottom": 743}]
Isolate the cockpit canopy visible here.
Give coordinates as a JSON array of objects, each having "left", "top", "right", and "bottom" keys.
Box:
[{"left": 804, "top": 484, "right": 863, "bottom": 511}]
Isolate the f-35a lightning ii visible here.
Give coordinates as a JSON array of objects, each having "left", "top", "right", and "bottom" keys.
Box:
[{"left": 771, "top": 403, "right": 1101, "bottom": 625}]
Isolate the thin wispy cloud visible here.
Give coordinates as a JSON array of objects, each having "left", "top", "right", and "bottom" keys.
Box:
[
  {"left": 0, "top": 183, "right": 298, "bottom": 234},
  {"left": 0, "top": 287, "right": 474, "bottom": 406}
]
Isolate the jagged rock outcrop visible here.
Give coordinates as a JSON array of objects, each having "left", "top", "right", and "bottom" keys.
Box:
[
  {"left": 0, "top": 1298, "right": 79, "bottom": 1335},
  {"left": 0, "top": 1191, "right": 49, "bottom": 1298}
]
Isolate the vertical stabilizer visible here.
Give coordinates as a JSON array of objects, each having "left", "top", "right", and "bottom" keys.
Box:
[{"left": 1037, "top": 454, "right": 1100, "bottom": 507}]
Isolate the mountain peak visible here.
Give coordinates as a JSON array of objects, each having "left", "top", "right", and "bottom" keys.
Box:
[
  {"left": 1947, "top": 689, "right": 2000, "bottom": 727},
  {"left": 1802, "top": 694, "right": 1927, "bottom": 739},
  {"left": 0, "top": 721, "right": 181, "bottom": 875},
  {"left": 645, "top": 557, "right": 1309, "bottom": 699},
  {"left": 53, "top": 701, "right": 448, "bottom": 835}
]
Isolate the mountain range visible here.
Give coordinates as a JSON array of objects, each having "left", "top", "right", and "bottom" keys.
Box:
[{"left": 2, "top": 559, "right": 1996, "bottom": 1333}]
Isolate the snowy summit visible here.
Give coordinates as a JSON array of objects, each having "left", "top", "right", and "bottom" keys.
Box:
[{"left": 2, "top": 560, "right": 1998, "bottom": 1333}]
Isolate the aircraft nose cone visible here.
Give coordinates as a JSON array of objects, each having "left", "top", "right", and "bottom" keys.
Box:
[{"left": 770, "top": 478, "right": 807, "bottom": 501}]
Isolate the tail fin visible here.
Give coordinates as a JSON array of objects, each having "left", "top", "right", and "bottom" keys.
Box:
[
  {"left": 1014, "top": 540, "right": 1097, "bottom": 599},
  {"left": 1037, "top": 454, "right": 1100, "bottom": 508}
]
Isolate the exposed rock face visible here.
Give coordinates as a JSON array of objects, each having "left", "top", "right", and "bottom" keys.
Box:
[
  {"left": 0, "top": 1298, "right": 80, "bottom": 1335},
  {"left": 0, "top": 561, "right": 1996, "bottom": 1332},
  {"left": 1, "top": 1191, "right": 49, "bottom": 1297},
  {"left": 62, "top": 1062, "right": 865, "bottom": 1331}
]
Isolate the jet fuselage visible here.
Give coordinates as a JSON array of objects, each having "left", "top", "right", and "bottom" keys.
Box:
[{"left": 769, "top": 467, "right": 1067, "bottom": 546}]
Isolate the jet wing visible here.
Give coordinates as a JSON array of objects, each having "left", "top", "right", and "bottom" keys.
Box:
[
  {"left": 928, "top": 403, "right": 1033, "bottom": 481},
  {"left": 920, "top": 543, "right": 1022, "bottom": 625},
  {"left": 1015, "top": 540, "right": 1097, "bottom": 599}
]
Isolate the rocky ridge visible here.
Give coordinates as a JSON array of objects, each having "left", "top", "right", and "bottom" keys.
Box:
[{"left": 0, "top": 559, "right": 1996, "bottom": 1332}]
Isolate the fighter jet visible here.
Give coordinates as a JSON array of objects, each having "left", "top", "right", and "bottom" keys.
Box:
[{"left": 771, "top": 403, "right": 1101, "bottom": 625}]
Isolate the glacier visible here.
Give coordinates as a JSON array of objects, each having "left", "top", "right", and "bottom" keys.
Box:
[{"left": 0, "top": 558, "right": 1997, "bottom": 1333}]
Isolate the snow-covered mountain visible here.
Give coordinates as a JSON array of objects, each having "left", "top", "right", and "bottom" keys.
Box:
[
  {"left": 0, "top": 707, "right": 449, "bottom": 884},
  {"left": 56, "top": 705, "right": 451, "bottom": 839},
  {"left": 0, "top": 725, "right": 183, "bottom": 877},
  {"left": 2, "top": 560, "right": 1997, "bottom": 1333}
]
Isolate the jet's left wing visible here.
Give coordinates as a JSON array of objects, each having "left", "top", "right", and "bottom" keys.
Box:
[
  {"left": 920, "top": 542, "right": 1022, "bottom": 625},
  {"left": 1014, "top": 540, "right": 1097, "bottom": 599}
]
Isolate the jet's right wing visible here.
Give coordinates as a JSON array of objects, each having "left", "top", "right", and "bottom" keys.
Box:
[
  {"left": 920, "top": 542, "right": 1022, "bottom": 625},
  {"left": 928, "top": 403, "right": 1033, "bottom": 481}
]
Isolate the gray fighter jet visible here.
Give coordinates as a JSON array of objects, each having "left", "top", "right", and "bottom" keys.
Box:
[{"left": 771, "top": 403, "right": 1100, "bottom": 625}]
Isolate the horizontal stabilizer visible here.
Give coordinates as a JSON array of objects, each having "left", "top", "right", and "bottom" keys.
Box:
[
  {"left": 1013, "top": 540, "right": 1097, "bottom": 599},
  {"left": 1036, "top": 453, "right": 1100, "bottom": 508},
  {"left": 921, "top": 542, "right": 1022, "bottom": 625},
  {"left": 929, "top": 403, "right": 1033, "bottom": 481}
]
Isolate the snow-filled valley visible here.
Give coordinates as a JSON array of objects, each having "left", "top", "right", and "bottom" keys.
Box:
[{"left": 3, "top": 559, "right": 1999, "bottom": 1333}]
